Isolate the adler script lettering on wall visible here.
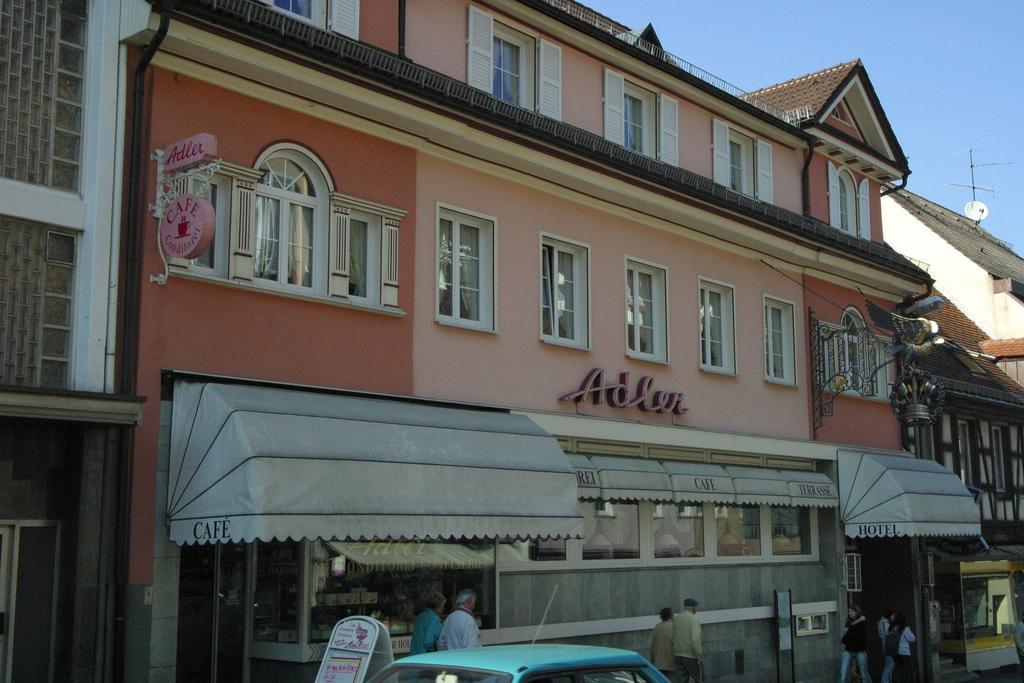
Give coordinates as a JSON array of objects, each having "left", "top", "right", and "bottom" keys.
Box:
[{"left": 559, "top": 368, "right": 687, "bottom": 416}]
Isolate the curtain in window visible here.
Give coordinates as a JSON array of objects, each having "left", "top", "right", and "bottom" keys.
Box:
[
  {"left": 288, "top": 204, "right": 313, "bottom": 288},
  {"left": 348, "top": 219, "right": 368, "bottom": 298},
  {"left": 254, "top": 196, "right": 281, "bottom": 282},
  {"left": 437, "top": 219, "right": 453, "bottom": 316},
  {"left": 541, "top": 245, "right": 554, "bottom": 336},
  {"left": 623, "top": 95, "right": 643, "bottom": 152},
  {"left": 492, "top": 39, "right": 520, "bottom": 105},
  {"left": 557, "top": 250, "right": 575, "bottom": 339},
  {"left": 274, "top": 0, "right": 311, "bottom": 19},
  {"left": 458, "top": 224, "right": 481, "bottom": 321}
]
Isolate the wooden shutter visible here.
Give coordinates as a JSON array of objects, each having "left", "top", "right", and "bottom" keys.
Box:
[
  {"left": 827, "top": 162, "right": 841, "bottom": 229},
  {"left": 330, "top": 0, "right": 360, "bottom": 40},
  {"left": 222, "top": 163, "right": 264, "bottom": 282},
  {"left": 658, "top": 94, "right": 678, "bottom": 166},
  {"left": 756, "top": 139, "right": 773, "bottom": 203},
  {"left": 537, "top": 39, "right": 562, "bottom": 120},
  {"left": 857, "top": 177, "right": 871, "bottom": 240},
  {"left": 467, "top": 6, "right": 493, "bottom": 92},
  {"left": 381, "top": 219, "right": 400, "bottom": 307},
  {"left": 328, "top": 198, "right": 350, "bottom": 298},
  {"left": 712, "top": 119, "right": 730, "bottom": 186},
  {"left": 603, "top": 69, "right": 625, "bottom": 146}
]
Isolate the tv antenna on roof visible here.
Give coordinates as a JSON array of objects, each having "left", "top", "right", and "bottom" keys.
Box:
[{"left": 949, "top": 147, "right": 1013, "bottom": 222}]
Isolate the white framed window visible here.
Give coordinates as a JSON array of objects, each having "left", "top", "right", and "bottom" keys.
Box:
[
  {"left": 764, "top": 296, "right": 796, "bottom": 385},
  {"left": 699, "top": 278, "right": 736, "bottom": 374},
  {"left": 437, "top": 206, "right": 495, "bottom": 330},
  {"left": 728, "top": 130, "right": 754, "bottom": 196},
  {"left": 796, "top": 614, "right": 829, "bottom": 636},
  {"left": 190, "top": 174, "right": 231, "bottom": 277},
  {"left": 821, "top": 308, "right": 887, "bottom": 399},
  {"left": 253, "top": 148, "right": 329, "bottom": 293},
  {"left": 837, "top": 169, "right": 857, "bottom": 233},
  {"left": 623, "top": 82, "right": 656, "bottom": 156},
  {"left": 770, "top": 506, "right": 810, "bottom": 555},
  {"left": 625, "top": 259, "right": 668, "bottom": 362},
  {"left": 992, "top": 425, "right": 1007, "bottom": 493},
  {"left": 346, "top": 210, "right": 381, "bottom": 304},
  {"left": 714, "top": 505, "right": 762, "bottom": 557},
  {"left": 844, "top": 552, "right": 862, "bottom": 592},
  {"left": 713, "top": 120, "right": 773, "bottom": 202},
  {"left": 492, "top": 23, "right": 535, "bottom": 109},
  {"left": 582, "top": 501, "right": 641, "bottom": 561},
  {"left": 828, "top": 162, "right": 871, "bottom": 239},
  {"left": 652, "top": 504, "right": 705, "bottom": 559},
  {"left": 540, "top": 235, "right": 589, "bottom": 347},
  {"left": 957, "top": 419, "right": 975, "bottom": 485},
  {"left": 266, "top": 0, "right": 327, "bottom": 26}
]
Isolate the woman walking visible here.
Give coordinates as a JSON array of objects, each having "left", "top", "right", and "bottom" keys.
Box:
[
  {"left": 890, "top": 612, "right": 916, "bottom": 683},
  {"left": 839, "top": 605, "right": 871, "bottom": 683}
]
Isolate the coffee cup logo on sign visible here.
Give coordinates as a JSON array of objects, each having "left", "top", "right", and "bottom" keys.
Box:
[{"left": 161, "top": 193, "right": 215, "bottom": 260}]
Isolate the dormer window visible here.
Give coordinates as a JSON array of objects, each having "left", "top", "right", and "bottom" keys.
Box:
[
  {"left": 728, "top": 131, "right": 754, "bottom": 196},
  {"left": 837, "top": 169, "right": 857, "bottom": 232},
  {"left": 828, "top": 162, "right": 871, "bottom": 239},
  {"left": 492, "top": 24, "right": 534, "bottom": 109},
  {"left": 712, "top": 120, "right": 773, "bottom": 203}
]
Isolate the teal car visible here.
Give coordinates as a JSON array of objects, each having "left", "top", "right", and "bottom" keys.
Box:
[{"left": 367, "top": 644, "right": 670, "bottom": 683}]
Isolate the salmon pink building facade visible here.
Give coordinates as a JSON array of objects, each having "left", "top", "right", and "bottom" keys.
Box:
[{"left": 110, "top": 1, "right": 980, "bottom": 682}]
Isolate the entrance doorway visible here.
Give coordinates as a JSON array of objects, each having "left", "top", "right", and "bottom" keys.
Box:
[
  {"left": 0, "top": 522, "right": 60, "bottom": 683},
  {"left": 177, "top": 543, "right": 249, "bottom": 682}
]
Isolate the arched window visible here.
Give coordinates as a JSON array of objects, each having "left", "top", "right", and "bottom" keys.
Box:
[
  {"left": 253, "top": 146, "right": 330, "bottom": 291},
  {"left": 841, "top": 308, "right": 866, "bottom": 391},
  {"left": 838, "top": 170, "right": 857, "bottom": 233}
]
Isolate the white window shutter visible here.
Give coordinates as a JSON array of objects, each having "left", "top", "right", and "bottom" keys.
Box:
[
  {"left": 467, "top": 7, "right": 493, "bottom": 92},
  {"left": 827, "top": 162, "right": 841, "bottom": 229},
  {"left": 381, "top": 219, "right": 400, "bottom": 307},
  {"left": 330, "top": 0, "right": 360, "bottom": 40},
  {"left": 857, "top": 177, "right": 871, "bottom": 240},
  {"left": 328, "top": 199, "right": 350, "bottom": 298},
  {"left": 603, "top": 69, "right": 625, "bottom": 146},
  {"left": 228, "top": 174, "right": 260, "bottom": 282},
  {"left": 537, "top": 39, "right": 562, "bottom": 120},
  {"left": 658, "top": 94, "right": 678, "bottom": 166},
  {"left": 756, "top": 139, "right": 773, "bottom": 203},
  {"left": 712, "top": 119, "right": 730, "bottom": 186}
]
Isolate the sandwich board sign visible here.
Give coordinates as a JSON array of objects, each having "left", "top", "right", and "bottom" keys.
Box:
[{"left": 315, "top": 616, "right": 393, "bottom": 683}]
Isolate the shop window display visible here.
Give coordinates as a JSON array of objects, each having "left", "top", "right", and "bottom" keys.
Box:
[
  {"left": 253, "top": 541, "right": 302, "bottom": 642},
  {"left": 770, "top": 507, "right": 810, "bottom": 555},
  {"left": 308, "top": 540, "right": 495, "bottom": 643},
  {"left": 652, "top": 504, "right": 704, "bottom": 559},
  {"left": 714, "top": 505, "right": 761, "bottom": 557},
  {"left": 582, "top": 502, "right": 640, "bottom": 560}
]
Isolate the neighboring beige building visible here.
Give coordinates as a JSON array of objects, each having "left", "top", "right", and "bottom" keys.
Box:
[{"left": 882, "top": 191, "right": 1024, "bottom": 339}]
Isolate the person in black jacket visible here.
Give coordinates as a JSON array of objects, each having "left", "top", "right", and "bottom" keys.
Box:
[{"left": 840, "top": 604, "right": 872, "bottom": 683}]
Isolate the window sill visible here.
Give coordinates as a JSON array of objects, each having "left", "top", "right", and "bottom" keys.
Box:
[
  {"left": 700, "top": 364, "right": 737, "bottom": 377},
  {"left": 541, "top": 336, "right": 590, "bottom": 351},
  {"left": 436, "top": 317, "right": 497, "bottom": 334},
  {"left": 167, "top": 268, "right": 407, "bottom": 317},
  {"left": 764, "top": 376, "right": 798, "bottom": 389},
  {"left": 626, "top": 352, "right": 669, "bottom": 366}
]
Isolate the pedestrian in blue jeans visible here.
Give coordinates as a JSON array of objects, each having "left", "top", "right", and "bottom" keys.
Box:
[
  {"left": 840, "top": 605, "right": 872, "bottom": 683},
  {"left": 877, "top": 609, "right": 896, "bottom": 683}
]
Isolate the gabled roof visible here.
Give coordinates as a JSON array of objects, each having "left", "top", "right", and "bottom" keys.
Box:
[
  {"left": 750, "top": 60, "right": 908, "bottom": 174},
  {"left": 980, "top": 339, "right": 1024, "bottom": 359},
  {"left": 889, "top": 191, "right": 1024, "bottom": 282},
  {"left": 917, "top": 291, "right": 1024, "bottom": 403},
  {"left": 750, "top": 60, "right": 860, "bottom": 120}
]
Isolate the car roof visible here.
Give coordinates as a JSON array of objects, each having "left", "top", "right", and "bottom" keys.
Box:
[{"left": 393, "top": 645, "right": 651, "bottom": 676}]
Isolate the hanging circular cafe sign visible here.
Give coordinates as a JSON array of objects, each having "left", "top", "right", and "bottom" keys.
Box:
[
  {"left": 160, "top": 193, "right": 215, "bottom": 260},
  {"left": 559, "top": 368, "right": 687, "bottom": 416}
]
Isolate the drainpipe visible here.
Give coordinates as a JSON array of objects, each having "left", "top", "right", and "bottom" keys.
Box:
[
  {"left": 880, "top": 171, "right": 909, "bottom": 196},
  {"left": 115, "top": 4, "right": 173, "bottom": 681},
  {"left": 801, "top": 138, "right": 814, "bottom": 216},
  {"left": 398, "top": 0, "right": 406, "bottom": 57}
]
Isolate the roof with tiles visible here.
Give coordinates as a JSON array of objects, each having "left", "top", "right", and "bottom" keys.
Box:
[
  {"left": 748, "top": 60, "right": 860, "bottom": 118},
  {"left": 980, "top": 339, "right": 1024, "bottom": 359},
  {"left": 917, "top": 291, "right": 1024, "bottom": 403},
  {"left": 889, "top": 191, "right": 1024, "bottom": 281}
]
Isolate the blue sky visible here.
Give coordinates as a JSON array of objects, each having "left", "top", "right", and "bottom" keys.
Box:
[{"left": 583, "top": 0, "right": 1024, "bottom": 248}]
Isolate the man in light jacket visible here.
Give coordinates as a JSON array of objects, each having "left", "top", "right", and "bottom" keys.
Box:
[
  {"left": 649, "top": 607, "right": 676, "bottom": 678},
  {"left": 672, "top": 598, "right": 702, "bottom": 682},
  {"left": 438, "top": 588, "right": 480, "bottom": 650}
]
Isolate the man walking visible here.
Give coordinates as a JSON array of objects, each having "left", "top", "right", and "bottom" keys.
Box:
[
  {"left": 649, "top": 607, "right": 676, "bottom": 679},
  {"left": 438, "top": 588, "right": 480, "bottom": 650},
  {"left": 672, "top": 598, "right": 703, "bottom": 682}
]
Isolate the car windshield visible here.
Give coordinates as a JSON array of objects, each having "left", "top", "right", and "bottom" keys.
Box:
[{"left": 370, "top": 665, "right": 513, "bottom": 683}]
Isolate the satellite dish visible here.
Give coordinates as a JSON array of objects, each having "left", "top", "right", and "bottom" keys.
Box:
[{"left": 964, "top": 200, "right": 989, "bottom": 221}]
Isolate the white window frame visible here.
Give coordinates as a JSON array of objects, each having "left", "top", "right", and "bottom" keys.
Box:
[
  {"left": 622, "top": 81, "right": 656, "bottom": 157},
  {"left": 699, "top": 277, "right": 736, "bottom": 375},
  {"left": 539, "top": 234, "right": 590, "bottom": 349},
  {"left": 837, "top": 169, "right": 858, "bottom": 233},
  {"left": 436, "top": 204, "right": 496, "bottom": 332},
  {"left": 252, "top": 146, "right": 331, "bottom": 295},
  {"left": 993, "top": 424, "right": 1007, "bottom": 493},
  {"left": 727, "top": 130, "right": 755, "bottom": 196},
  {"left": 492, "top": 22, "right": 535, "bottom": 109},
  {"left": 821, "top": 308, "right": 888, "bottom": 400},
  {"left": 763, "top": 295, "right": 796, "bottom": 386},
  {"left": 625, "top": 257, "right": 669, "bottom": 363},
  {"left": 188, "top": 173, "right": 231, "bottom": 278},
  {"left": 958, "top": 419, "right": 975, "bottom": 485},
  {"left": 345, "top": 209, "right": 382, "bottom": 305},
  {"left": 844, "top": 552, "right": 862, "bottom": 592},
  {"left": 263, "top": 0, "right": 327, "bottom": 28},
  {"left": 496, "top": 501, "right": 819, "bottom": 572},
  {"left": 796, "top": 613, "right": 830, "bottom": 636}
]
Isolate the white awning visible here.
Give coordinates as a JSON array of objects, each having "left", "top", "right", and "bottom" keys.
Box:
[
  {"left": 661, "top": 462, "right": 735, "bottom": 504},
  {"left": 167, "top": 382, "right": 585, "bottom": 545},
  {"left": 726, "top": 466, "right": 793, "bottom": 506},
  {"left": 839, "top": 449, "right": 981, "bottom": 539},
  {"left": 569, "top": 454, "right": 674, "bottom": 502},
  {"left": 787, "top": 471, "right": 840, "bottom": 508}
]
